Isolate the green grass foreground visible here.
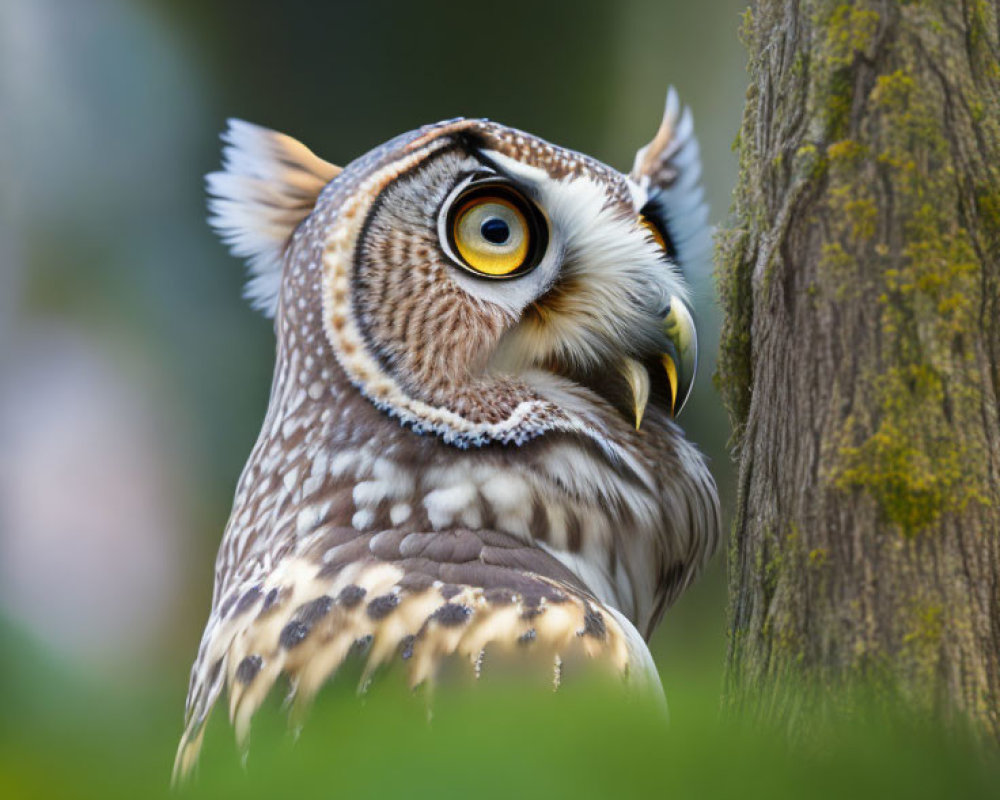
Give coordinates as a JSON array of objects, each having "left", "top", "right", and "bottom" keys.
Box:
[{"left": 2, "top": 620, "right": 997, "bottom": 800}]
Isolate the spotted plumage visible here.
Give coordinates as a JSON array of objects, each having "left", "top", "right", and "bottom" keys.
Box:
[{"left": 175, "top": 88, "right": 720, "bottom": 782}]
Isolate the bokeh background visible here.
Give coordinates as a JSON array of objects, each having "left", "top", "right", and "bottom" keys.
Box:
[
  {"left": 1, "top": 0, "right": 745, "bottom": 688},
  {"left": 4, "top": 1, "right": 997, "bottom": 797}
]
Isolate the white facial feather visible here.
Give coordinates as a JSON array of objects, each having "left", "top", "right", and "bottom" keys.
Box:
[
  {"left": 484, "top": 150, "right": 685, "bottom": 375},
  {"left": 206, "top": 119, "right": 341, "bottom": 316}
]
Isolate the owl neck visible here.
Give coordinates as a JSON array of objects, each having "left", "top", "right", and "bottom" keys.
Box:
[{"left": 249, "top": 332, "right": 681, "bottom": 630}]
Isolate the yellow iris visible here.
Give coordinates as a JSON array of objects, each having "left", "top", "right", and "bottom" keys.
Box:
[{"left": 453, "top": 196, "right": 530, "bottom": 276}]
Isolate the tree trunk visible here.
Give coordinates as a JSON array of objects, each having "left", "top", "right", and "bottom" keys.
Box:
[{"left": 717, "top": 0, "right": 1000, "bottom": 739}]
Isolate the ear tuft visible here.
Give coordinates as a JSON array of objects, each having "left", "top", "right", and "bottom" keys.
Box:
[
  {"left": 631, "top": 88, "right": 710, "bottom": 284},
  {"left": 206, "top": 119, "right": 341, "bottom": 317}
]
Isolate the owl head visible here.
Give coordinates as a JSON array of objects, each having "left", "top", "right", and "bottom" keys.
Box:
[{"left": 207, "top": 90, "right": 707, "bottom": 449}]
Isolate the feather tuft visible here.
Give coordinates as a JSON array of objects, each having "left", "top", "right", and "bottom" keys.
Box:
[
  {"left": 206, "top": 119, "right": 341, "bottom": 316},
  {"left": 631, "top": 88, "right": 711, "bottom": 285}
]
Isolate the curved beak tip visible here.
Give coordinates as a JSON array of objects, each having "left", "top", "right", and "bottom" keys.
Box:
[{"left": 621, "top": 358, "right": 651, "bottom": 431}]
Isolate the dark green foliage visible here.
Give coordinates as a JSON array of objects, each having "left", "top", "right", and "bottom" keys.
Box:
[{"left": 2, "top": 619, "right": 998, "bottom": 799}]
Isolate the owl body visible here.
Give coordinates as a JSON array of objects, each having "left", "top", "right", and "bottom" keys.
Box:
[{"left": 176, "top": 97, "right": 720, "bottom": 779}]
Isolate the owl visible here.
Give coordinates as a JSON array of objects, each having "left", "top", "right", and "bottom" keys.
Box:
[{"left": 174, "top": 88, "right": 720, "bottom": 781}]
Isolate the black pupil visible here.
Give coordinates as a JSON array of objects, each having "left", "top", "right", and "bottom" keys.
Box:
[{"left": 480, "top": 217, "right": 510, "bottom": 245}]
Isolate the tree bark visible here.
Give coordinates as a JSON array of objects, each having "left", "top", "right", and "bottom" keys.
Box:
[{"left": 718, "top": 0, "right": 1000, "bottom": 738}]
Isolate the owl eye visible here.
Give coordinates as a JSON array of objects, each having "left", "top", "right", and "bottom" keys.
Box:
[{"left": 445, "top": 183, "right": 546, "bottom": 278}]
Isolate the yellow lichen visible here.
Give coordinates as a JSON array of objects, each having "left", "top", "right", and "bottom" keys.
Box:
[
  {"left": 821, "top": 5, "right": 880, "bottom": 69},
  {"left": 902, "top": 602, "right": 944, "bottom": 647},
  {"left": 831, "top": 365, "right": 989, "bottom": 536},
  {"left": 812, "top": 5, "right": 881, "bottom": 137}
]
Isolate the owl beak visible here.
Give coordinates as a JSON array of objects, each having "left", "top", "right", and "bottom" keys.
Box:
[
  {"left": 620, "top": 298, "right": 698, "bottom": 429},
  {"left": 621, "top": 350, "right": 689, "bottom": 429},
  {"left": 662, "top": 354, "right": 679, "bottom": 415},
  {"left": 620, "top": 358, "right": 651, "bottom": 430},
  {"left": 661, "top": 297, "right": 698, "bottom": 417}
]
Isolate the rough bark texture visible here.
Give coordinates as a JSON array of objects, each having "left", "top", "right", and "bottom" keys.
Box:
[{"left": 718, "top": 0, "right": 1000, "bottom": 738}]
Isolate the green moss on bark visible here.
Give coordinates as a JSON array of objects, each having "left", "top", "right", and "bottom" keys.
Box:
[
  {"left": 814, "top": 5, "right": 881, "bottom": 138},
  {"left": 821, "top": 54, "right": 989, "bottom": 534},
  {"left": 715, "top": 8, "right": 762, "bottom": 434},
  {"left": 831, "top": 365, "right": 986, "bottom": 536}
]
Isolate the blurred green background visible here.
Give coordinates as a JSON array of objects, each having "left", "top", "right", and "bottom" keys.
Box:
[{"left": 2, "top": 0, "right": 996, "bottom": 797}]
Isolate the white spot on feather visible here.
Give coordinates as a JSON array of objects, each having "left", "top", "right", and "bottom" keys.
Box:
[
  {"left": 329, "top": 451, "right": 357, "bottom": 479},
  {"left": 423, "top": 483, "right": 478, "bottom": 530},
  {"left": 296, "top": 505, "right": 325, "bottom": 536},
  {"left": 479, "top": 472, "right": 532, "bottom": 540},
  {"left": 389, "top": 503, "right": 411, "bottom": 525},
  {"left": 352, "top": 509, "right": 375, "bottom": 531}
]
